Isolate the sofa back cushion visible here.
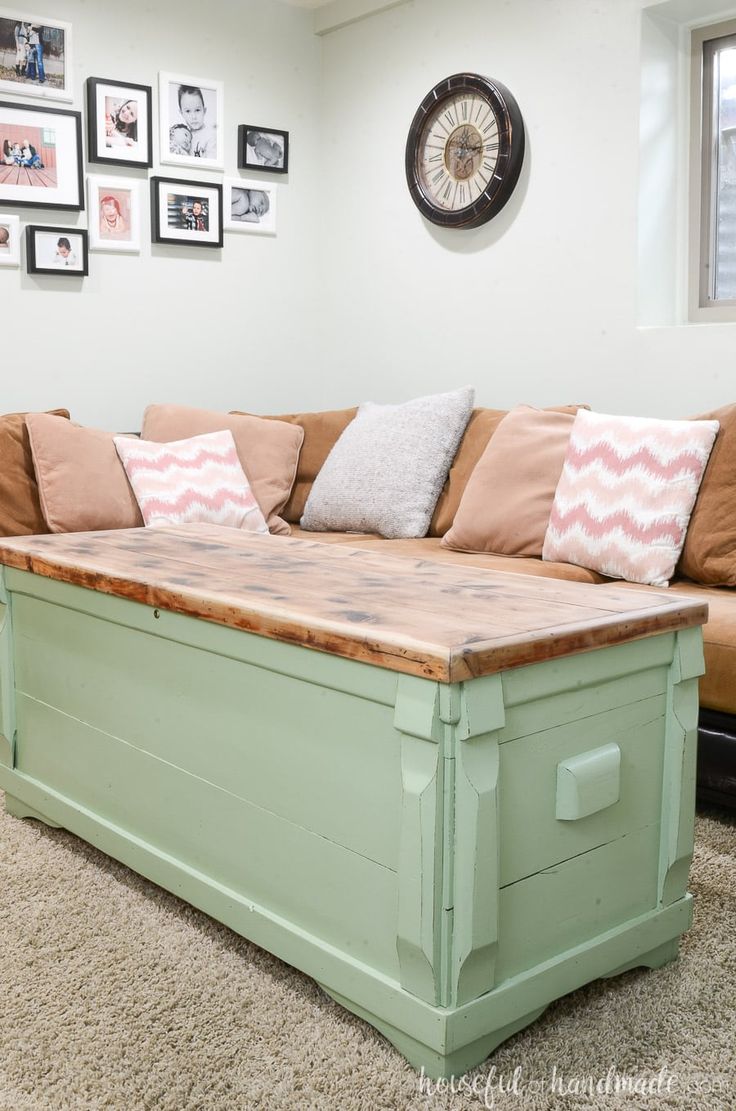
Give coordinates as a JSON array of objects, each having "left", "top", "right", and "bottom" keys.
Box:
[
  {"left": 243, "top": 407, "right": 358, "bottom": 523},
  {"left": 678, "top": 402, "right": 736, "bottom": 586},
  {"left": 0, "top": 408, "right": 70, "bottom": 536},
  {"left": 142, "top": 405, "right": 304, "bottom": 535},
  {"left": 442, "top": 405, "right": 581, "bottom": 556},
  {"left": 26, "top": 413, "right": 143, "bottom": 532}
]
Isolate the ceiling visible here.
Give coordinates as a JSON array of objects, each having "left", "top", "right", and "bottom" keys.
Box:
[{"left": 280, "top": 1, "right": 335, "bottom": 7}]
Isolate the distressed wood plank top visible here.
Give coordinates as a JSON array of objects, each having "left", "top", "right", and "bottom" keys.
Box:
[{"left": 0, "top": 525, "right": 707, "bottom": 682}]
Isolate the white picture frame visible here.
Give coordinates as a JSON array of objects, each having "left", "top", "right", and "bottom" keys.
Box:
[
  {"left": 158, "top": 71, "right": 224, "bottom": 172},
  {"left": 0, "top": 8, "right": 72, "bottom": 101},
  {"left": 224, "top": 177, "right": 277, "bottom": 236},
  {"left": 0, "top": 211, "right": 19, "bottom": 265},
  {"left": 87, "top": 175, "right": 141, "bottom": 253}
]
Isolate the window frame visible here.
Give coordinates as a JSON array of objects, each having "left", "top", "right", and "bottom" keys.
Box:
[{"left": 690, "top": 18, "right": 736, "bottom": 321}]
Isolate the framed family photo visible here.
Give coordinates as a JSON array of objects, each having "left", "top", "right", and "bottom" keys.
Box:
[
  {"left": 0, "top": 100, "right": 83, "bottom": 210},
  {"left": 86, "top": 77, "right": 152, "bottom": 169},
  {"left": 224, "top": 178, "right": 277, "bottom": 236},
  {"left": 0, "top": 8, "right": 72, "bottom": 101},
  {"left": 237, "top": 125, "right": 288, "bottom": 174},
  {"left": 0, "top": 211, "right": 19, "bottom": 265},
  {"left": 26, "top": 224, "right": 88, "bottom": 275},
  {"left": 159, "top": 72, "right": 223, "bottom": 171},
  {"left": 150, "top": 176, "right": 223, "bottom": 248},
  {"left": 87, "top": 175, "right": 140, "bottom": 253}
]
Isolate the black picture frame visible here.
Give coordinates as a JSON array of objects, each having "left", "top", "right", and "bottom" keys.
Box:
[
  {"left": 237, "top": 125, "right": 289, "bottom": 175},
  {"left": 26, "top": 224, "right": 89, "bottom": 275},
  {"left": 150, "top": 176, "right": 223, "bottom": 248},
  {"left": 0, "top": 99, "right": 83, "bottom": 210},
  {"left": 86, "top": 77, "right": 153, "bottom": 169}
]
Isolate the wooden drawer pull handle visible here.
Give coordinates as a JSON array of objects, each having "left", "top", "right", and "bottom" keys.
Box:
[{"left": 555, "top": 743, "right": 621, "bottom": 821}]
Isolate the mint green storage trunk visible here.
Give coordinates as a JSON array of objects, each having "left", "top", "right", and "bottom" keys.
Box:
[{"left": 0, "top": 528, "right": 705, "bottom": 1078}]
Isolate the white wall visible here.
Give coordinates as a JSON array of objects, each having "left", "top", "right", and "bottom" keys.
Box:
[
  {"left": 1, "top": 0, "right": 322, "bottom": 429},
  {"left": 316, "top": 0, "right": 736, "bottom": 417},
  {"left": 5, "top": 0, "right": 736, "bottom": 427}
]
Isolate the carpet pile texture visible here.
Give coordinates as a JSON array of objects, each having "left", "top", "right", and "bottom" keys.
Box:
[{"left": 0, "top": 794, "right": 734, "bottom": 1111}]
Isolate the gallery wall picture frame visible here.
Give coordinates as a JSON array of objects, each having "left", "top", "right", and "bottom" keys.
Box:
[
  {"left": 0, "top": 8, "right": 72, "bottom": 101},
  {"left": 224, "top": 177, "right": 277, "bottom": 236},
  {"left": 0, "top": 100, "right": 83, "bottom": 210},
  {"left": 0, "top": 211, "right": 19, "bottom": 265},
  {"left": 237, "top": 125, "right": 289, "bottom": 175},
  {"left": 87, "top": 175, "right": 141, "bottom": 253},
  {"left": 150, "top": 175, "right": 223, "bottom": 249},
  {"left": 26, "top": 223, "right": 88, "bottom": 275},
  {"left": 158, "top": 71, "right": 224, "bottom": 172},
  {"left": 86, "top": 77, "right": 153, "bottom": 169}
]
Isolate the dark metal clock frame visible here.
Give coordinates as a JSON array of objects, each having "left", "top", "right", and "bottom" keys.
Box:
[{"left": 405, "top": 72, "right": 525, "bottom": 229}]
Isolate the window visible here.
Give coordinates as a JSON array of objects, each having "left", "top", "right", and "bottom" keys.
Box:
[{"left": 692, "top": 19, "right": 736, "bottom": 315}]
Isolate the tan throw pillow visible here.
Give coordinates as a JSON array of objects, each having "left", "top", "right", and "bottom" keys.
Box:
[
  {"left": 429, "top": 408, "right": 508, "bottom": 537},
  {"left": 241, "top": 407, "right": 358, "bottom": 523},
  {"left": 26, "top": 414, "right": 143, "bottom": 533},
  {"left": 142, "top": 405, "right": 304, "bottom": 535},
  {"left": 442, "top": 405, "right": 581, "bottom": 557},
  {"left": 678, "top": 402, "right": 736, "bottom": 585},
  {"left": 0, "top": 408, "right": 70, "bottom": 537}
]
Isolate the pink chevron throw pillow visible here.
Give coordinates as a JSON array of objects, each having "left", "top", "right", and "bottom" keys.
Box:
[
  {"left": 114, "top": 430, "right": 269, "bottom": 532},
  {"left": 542, "top": 410, "right": 719, "bottom": 586}
]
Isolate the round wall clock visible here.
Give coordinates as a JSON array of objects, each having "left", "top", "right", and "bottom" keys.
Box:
[{"left": 405, "top": 72, "right": 525, "bottom": 229}]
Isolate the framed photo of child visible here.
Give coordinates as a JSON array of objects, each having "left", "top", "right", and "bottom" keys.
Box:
[
  {"left": 26, "top": 224, "right": 88, "bottom": 275},
  {"left": 0, "top": 8, "right": 72, "bottom": 101},
  {"left": 237, "top": 125, "right": 288, "bottom": 175},
  {"left": 159, "top": 72, "right": 223, "bottom": 172},
  {"left": 0, "top": 212, "right": 19, "bottom": 265},
  {"left": 87, "top": 176, "right": 141, "bottom": 253},
  {"left": 224, "top": 178, "right": 277, "bottom": 236},
  {"left": 86, "top": 77, "right": 153, "bottom": 169},
  {"left": 150, "top": 176, "right": 223, "bottom": 249},
  {"left": 0, "top": 99, "right": 83, "bottom": 210}
]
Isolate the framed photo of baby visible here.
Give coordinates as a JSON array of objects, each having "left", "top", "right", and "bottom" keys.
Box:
[
  {"left": 87, "top": 176, "right": 140, "bottom": 253},
  {"left": 0, "top": 8, "right": 72, "bottom": 101},
  {"left": 26, "top": 224, "right": 88, "bottom": 275},
  {"left": 86, "top": 77, "right": 153, "bottom": 169},
  {"left": 150, "top": 176, "right": 223, "bottom": 248},
  {"left": 159, "top": 72, "right": 223, "bottom": 171},
  {"left": 0, "top": 211, "right": 19, "bottom": 265},
  {"left": 238, "top": 125, "right": 288, "bottom": 175},
  {"left": 224, "top": 178, "right": 277, "bottom": 236}
]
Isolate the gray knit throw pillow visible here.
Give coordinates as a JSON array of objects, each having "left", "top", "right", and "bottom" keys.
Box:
[{"left": 300, "top": 386, "right": 475, "bottom": 539}]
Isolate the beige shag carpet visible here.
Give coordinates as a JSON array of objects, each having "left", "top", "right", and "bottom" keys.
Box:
[{"left": 0, "top": 793, "right": 734, "bottom": 1111}]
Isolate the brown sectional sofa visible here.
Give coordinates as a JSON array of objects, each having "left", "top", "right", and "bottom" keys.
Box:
[
  {"left": 261, "top": 404, "right": 736, "bottom": 810},
  {"left": 2, "top": 403, "right": 735, "bottom": 808}
]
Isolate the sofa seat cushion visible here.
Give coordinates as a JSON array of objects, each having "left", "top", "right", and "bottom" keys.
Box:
[
  {"left": 288, "top": 525, "right": 380, "bottom": 543},
  {"left": 289, "top": 528, "right": 608, "bottom": 582},
  {"left": 615, "top": 579, "right": 736, "bottom": 715}
]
